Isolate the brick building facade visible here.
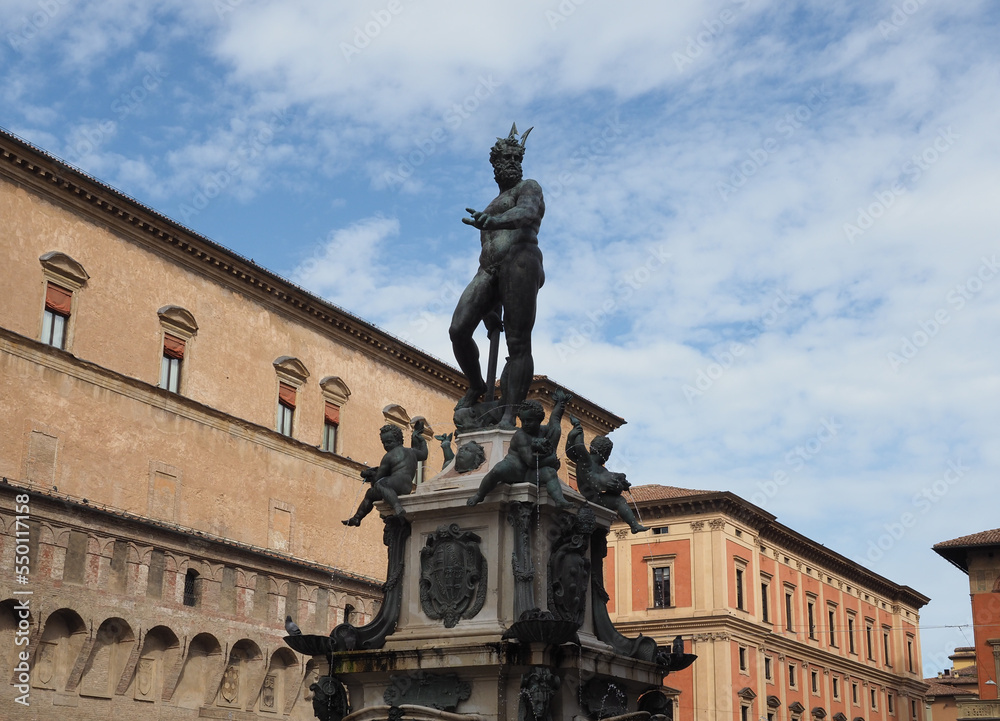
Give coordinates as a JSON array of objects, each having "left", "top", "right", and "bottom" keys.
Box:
[{"left": 607, "top": 485, "right": 930, "bottom": 721}]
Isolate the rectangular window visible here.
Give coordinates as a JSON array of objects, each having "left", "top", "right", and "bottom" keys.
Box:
[
  {"left": 808, "top": 598, "right": 816, "bottom": 639},
  {"left": 736, "top": 566, "right": 746, "bottom": 610},
  {"left": 322, "top": 401, "right": 340, "bottom": 452},
  {"left": 788, "top": 664, "right": 796, "bottom": 688},
  {"left": 761, "top": 581, "right": 770, "bottom": 622},
  {"left": 741, "top": 707, "right": 749, "bottom": 721},
  {"left": 277, "top": 382, "right": 296, "bottom": 436},
  {"left": 866, "top": 620, "right": 875, "bottom": 659},
  {"left": 911, "top": 700, "right": 918, "bottom": 719},
  {"left": 883, "top": 626, "right": 892, "bottom": 666},
  {"left": 907, "top": 636, "right": 914, "bottom": 672},
  {"left": 739, "top": 646, "right": 747, "bottom": 672},
  {"left": 653, "top": 566, "right": 671, "bottom": 608},
  {"left": 785, "top": 589, "right": 794, "bottom": 633},
  {"left": 833, "top": 677, "right": 840, "bottom": 699},
  {"left": 829, "top": 606, "right": 838, "bottom": 646},
  {"left": 848, "top": 614, "right": 857, "bottom": 654},
  {"left": 42, "top": 282, "right": 72, "bottom": 349},
  {"left": 652, "top": 526, "right": 669, "bottom": 535},
  {"left": 764, "top": 656, "right": 773, "bottom": 681},
  {"left": 888, "top": 693, "right": 895, "bottom": 714},
  {"left": 852, "top": 683, "right": 859, "bottom": 705},
  {"left": 811, "top": 670, "right": 818, "bottom": 693},
  {"left": 871, "top": 689, "right": 878, "bottom": 709},
  {"left": 160, "top": 333, "right": 185, "bottom": 393}
]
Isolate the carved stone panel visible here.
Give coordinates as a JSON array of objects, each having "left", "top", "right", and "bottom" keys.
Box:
[
  {"left": 547, "top": 507, "right": 595, "bottom": 626},
  {"left": 419, "top": 524, "right": 487, "bottom": 628},
  {"left": 261, "top": 673, "right": 276, "bottom": 710},
  {"left": 383, "top": 671, "right": 471, "bottom": 711}
]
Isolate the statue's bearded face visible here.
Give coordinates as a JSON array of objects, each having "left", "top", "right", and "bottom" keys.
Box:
[{"left": 491, "top": 147, "right": 523, "bottom": 187}]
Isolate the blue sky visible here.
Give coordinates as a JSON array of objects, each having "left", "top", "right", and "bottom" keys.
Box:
[{"left": 3, "top": 0, "right": 999, "bottom": 674}]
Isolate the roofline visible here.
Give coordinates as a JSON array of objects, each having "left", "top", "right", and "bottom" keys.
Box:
[
  {"left": 0, "top": 126, "right": 467, "bottom": 393},
  {"left": 932, "top": 534, "right": 1000, "bottom": 575},
  {"left": 0, "top": 125, "right": 628, "bottom": 430},
  {"left": 629, "top": 490, "right": 930, "bottom": 608}
]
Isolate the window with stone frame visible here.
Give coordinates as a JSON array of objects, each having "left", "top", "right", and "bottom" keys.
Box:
[{"left": 39, "top": 251, "right": 88, "bottom": 352}]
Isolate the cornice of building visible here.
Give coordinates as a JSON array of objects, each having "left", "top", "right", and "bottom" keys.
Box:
[
  {"left": 0, "top": 128, "right": 467, "bottom": 397},
  {"left": 528, "top": 375, "right": 626, "bottom": 434},
  {"left": 0, "top": 478, "right": 382, "bottom": 595},
  {"left": 0, "top": 127, "right": 629, "bottom": 431},
  {"left": 624, "top": 490, "right": 929, "bottom": 609},
  {"left": 0, "top": 327, "right": 370, "bottom": 476}
]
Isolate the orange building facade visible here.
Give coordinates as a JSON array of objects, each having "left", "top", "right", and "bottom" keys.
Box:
[
  {"left": 933, "top": 530, "right": 1000, "bottom": 721},
  {"left": 608, "top": 486, "right": 929, "bottom": 721}
]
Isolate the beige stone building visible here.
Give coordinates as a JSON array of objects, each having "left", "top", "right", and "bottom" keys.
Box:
[
  {"left": 607, "top": 485, "right": 930, "bottom": 721},
  {"left": 0, "top": 128, "right": 622, "bottom": 719},
  {"left": 923, "top": 647, "right": 979, "bottom": 721}
]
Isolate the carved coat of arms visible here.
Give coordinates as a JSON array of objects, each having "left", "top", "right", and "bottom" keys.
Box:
[
  {"left": 419, "top": 524, "right": 487, "bottom": 628},
  {"left": 262, "top": 674, "right": 276, "bottom": 709},
  {"left": 136, "top": 658, "right": 153, "bottom": 698},
  {"left": 221, "top": 664, "right": 240, "bottom": 704}
]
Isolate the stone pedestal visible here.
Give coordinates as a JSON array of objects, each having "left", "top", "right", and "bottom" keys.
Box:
[{"left": 296, "top": 428, "right": 684, "bottom": 720}]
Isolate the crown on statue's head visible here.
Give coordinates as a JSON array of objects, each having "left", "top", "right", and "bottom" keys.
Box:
[{"left": 490, "top": 122, "right": 533, "bottom": 162}]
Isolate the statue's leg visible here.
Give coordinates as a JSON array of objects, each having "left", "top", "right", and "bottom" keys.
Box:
[
  {"left": 467, "top": 459, "right": 517, "bottom": 506},
  {"left": 342, "top": 488, "right": 378, "bottom": 526},
  {"left": 541, "top": 469, "right": 574, "bottom": 508},
  {"left": 378, "top": 477, "right": 410, "bottom": 516},
  {"left": 498, "top": 246, "right": 544, "bottom": 427},
  {"left": 450, "top": 271, "right": 499, "bottom": 408},
  {"left": 615, "top": 496, "right": 649, "bottom": 533}
]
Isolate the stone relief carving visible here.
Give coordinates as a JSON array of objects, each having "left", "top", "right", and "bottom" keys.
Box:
[
  {"left": 419, "top": 524, "right": 487, "bottom": 628},
  {"left": 518, "top": 667, "right": 560, "bottom": 721},
  {"left": 547, "top": 507, "right": 594, "bottom": 627}
]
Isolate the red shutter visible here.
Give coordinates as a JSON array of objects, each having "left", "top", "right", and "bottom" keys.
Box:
[
  {"left": 45, "top": 282, "right": 73, "bottom": 314},
  {"left": 278, "top": 382, "right": 297, "bottom": 408},
  {"left": 163, "top": 333, "right": 186, "bottom": 360},
  {"left": 325, "top": 402, "right": 340, "bottom": 425}
]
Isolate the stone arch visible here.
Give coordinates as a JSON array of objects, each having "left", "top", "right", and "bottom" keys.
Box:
[
  {"left": 0, "top": 599, "right": 33, "bottom": 684},
  {"left": 217, "top": 638, "right": 264, "bottom": 710},
  {"left": 39, "top": 251, "right": 90, "bottom": 286},
  {"left": 79, "top": 617, "right": 135, "bottom": 698},
  {"left": 319, "top": 375, "right": 351, "bottom": 404},
  {"left": 274, "top": 356, "right": 310, "bottom": 383},
  {"left": 173, "top": 632, "right": 223, "bottom": 708},
  {"left": 34, "top": 607, "right": 87, "bottom": 691},
  {"left": 38, "top": 522, "right": 57, "bottom": 545},
  {"left": 130, "top": 625, "right": 180, "bottom": 702},
  {"left": 382, "top": 404, "right": 411, "bottom": 428},
  {"left": 157, "top": 305, "right": 199, "bottom": 335},
  {"left": 257, "top": 646, "right": 300, "bottom": 714}
]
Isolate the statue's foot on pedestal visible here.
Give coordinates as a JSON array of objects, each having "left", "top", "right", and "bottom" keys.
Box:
[
  {"left": 552, "top": 498, "right": 574, "bottom": 509},
  {"left": 497, "top": 416, "right": 516, "bottom": 430},
  {"left": 342, "top": 516, "right": 361, "bottom": 526},
  {"left": 466, "top": 494, "right": 483, "bottom": 507}
]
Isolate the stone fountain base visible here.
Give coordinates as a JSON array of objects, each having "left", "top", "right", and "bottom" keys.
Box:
[{"left": 288, "top": 428, "right": 692, "bottom": 720}]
